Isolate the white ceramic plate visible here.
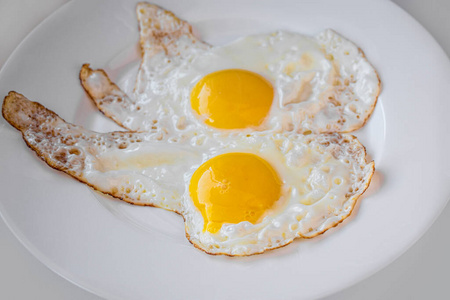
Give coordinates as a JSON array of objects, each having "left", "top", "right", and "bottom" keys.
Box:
[{"left": 1, "top": 0, "right": 450, "bottom": 299}]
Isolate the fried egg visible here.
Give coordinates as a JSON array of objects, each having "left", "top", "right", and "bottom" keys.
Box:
[
  {"left": 80, "top": 2, "right": 380, "bottom": 138},
  {"left": 2, "top": 92, "right": 374, "bottom": 256}
]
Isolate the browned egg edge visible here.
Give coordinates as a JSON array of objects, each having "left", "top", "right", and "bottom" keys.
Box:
[{"left": 336, "top": 48, "right": 382, "bottom": 134}]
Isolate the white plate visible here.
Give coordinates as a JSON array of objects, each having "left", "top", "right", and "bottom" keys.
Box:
[{"left": 1, "top": 0, "right": 450, "bottom": 299}]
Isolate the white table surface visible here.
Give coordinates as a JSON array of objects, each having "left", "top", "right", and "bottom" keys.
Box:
[{"left": 1, "top": 0, "right": 449, "bottom": 299}]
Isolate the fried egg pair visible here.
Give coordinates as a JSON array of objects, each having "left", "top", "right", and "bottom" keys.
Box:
[
  {"left": 3, "top": 92, "right": 373, "bottom": 255},
  {"left": 2, "top": 2, "right": 378, "bottom": 256}
]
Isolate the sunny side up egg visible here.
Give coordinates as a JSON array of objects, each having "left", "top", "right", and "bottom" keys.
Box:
[
  {"left": 3, "top": 92, "right": 374, "bottom": 256},
  {"left": 2, "top": 2, "right": 377, "bottom": 256},
  {"left": 80, "top": 2, "right": 380, "bottom": 137}
]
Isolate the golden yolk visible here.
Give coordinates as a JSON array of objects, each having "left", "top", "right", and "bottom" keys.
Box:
[
  {"left": 190, "top": 69, "right": 274, "bottom": 129},
  {"left": 189, "top": 153, "right": 282, "bottom": 233}
]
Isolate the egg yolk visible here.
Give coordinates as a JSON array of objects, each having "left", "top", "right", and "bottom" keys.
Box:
[
  {"left": 190, "top": 69, "right": 274, "bottom": 129},
  {"left": 189, "top": 153, "right": 282, "bottom": 233}
]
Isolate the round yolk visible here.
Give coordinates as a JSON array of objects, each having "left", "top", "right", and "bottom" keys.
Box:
[
  {"left": 190, "top": 69, "right": 274, "bottom": 129},
  {"left": 189, "top": 153, "right": 282, "bottom": 233}
]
